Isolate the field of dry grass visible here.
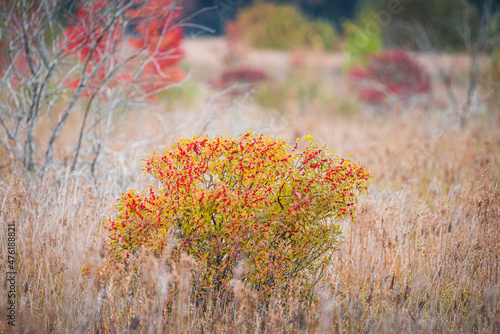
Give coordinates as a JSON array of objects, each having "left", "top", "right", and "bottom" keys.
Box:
[{"left": 1, "top": 38, "right": 499, "bottom": 333}]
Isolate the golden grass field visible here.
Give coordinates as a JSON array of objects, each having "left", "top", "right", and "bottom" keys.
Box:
[{"left": 0, "top": 38, "right": 499, "bottom": 333}]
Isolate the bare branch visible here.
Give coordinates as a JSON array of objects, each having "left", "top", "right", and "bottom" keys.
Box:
[{"left": 44, "top": 12, "right": 121, "bottom": 166}]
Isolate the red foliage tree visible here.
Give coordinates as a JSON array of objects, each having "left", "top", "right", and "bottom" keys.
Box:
[
  {"left": 0, "top": 0, "right": 185, "bottom": 174},
  {"left": 125, "top": 0, "right": 185, "bottom": 96},
  {"left": 61, "top": 0, "right": 184, "bottom": 98},
  {"left": 61, "top": 0, "right": 124, "bottom": 94}
]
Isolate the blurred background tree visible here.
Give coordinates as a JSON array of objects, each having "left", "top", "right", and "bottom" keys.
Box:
[
  {"left": 226, "top": 2, "right": 339, "bottom": 51},
  {"left": 356, "top": 0, "right": 483, "bottom": 51},
  {"left": 182, "top": 0, "right": 500, "bottom": 39},
  {"left": 182, "top": 0, "right": 359, "bottom": 36}
]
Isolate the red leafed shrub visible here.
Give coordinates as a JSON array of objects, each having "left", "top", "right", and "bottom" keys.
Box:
[
  {"left": 349, "top": 49, "right": 431, "bottom": 105},
  {"left": 220, "top": 68, "right": 267, "bottom": 84},
  {"left": 211, "top": 67, "right": 268, "bottom": 95}
]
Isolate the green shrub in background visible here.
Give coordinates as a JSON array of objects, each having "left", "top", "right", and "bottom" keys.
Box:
[
  {"left": 308, "top": 20, "right": 339, "bottom": 51},
  {"left": 484, "top": 13, "right": 500, "bottom": 93},
  {"left": 491, "top": 46, "right": 500, "bottom": 95},
  {"left": 342, "top": 21, "right": 383, "bottom": 69},
  {"left": 232, "top": 2, "right": 338, "bottom": 51},
  {"left": 254, "top": 72, "right": 328, "bottom": 113},
  {"left": 158, "top": 78, "right": 200, "bottom": 108}
]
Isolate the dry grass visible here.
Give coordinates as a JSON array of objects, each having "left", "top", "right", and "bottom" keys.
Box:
[{"left": 0, "top": 38, "right": 499, "bottom": 333}]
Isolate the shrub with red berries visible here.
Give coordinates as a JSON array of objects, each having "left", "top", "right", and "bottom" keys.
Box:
[{"left": 102, "top": 133, "right": 372, "bottom": 302}]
